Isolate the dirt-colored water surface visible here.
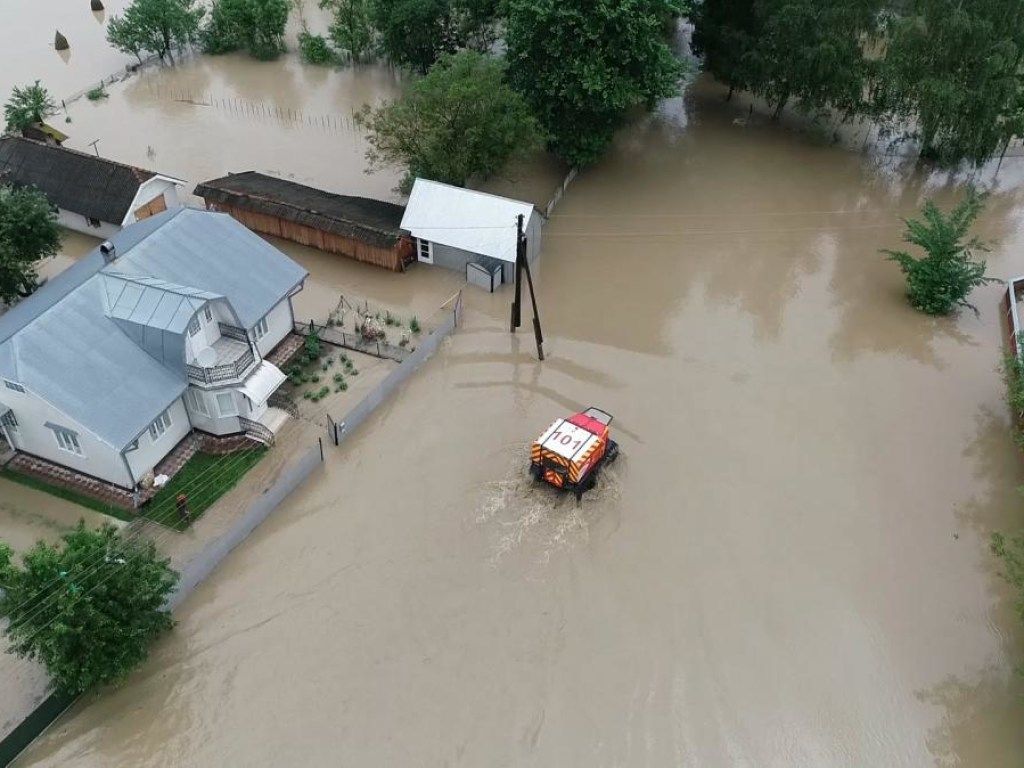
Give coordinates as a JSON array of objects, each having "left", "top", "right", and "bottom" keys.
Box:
[{"left": 7, "top": 70, "right": 1024, "bottom": 766}]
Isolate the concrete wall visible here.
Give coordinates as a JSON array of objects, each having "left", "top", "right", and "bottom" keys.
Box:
[
  {"left": 55, "top": 208, "right": 119, "bottom": 239},
  {"left": 123, "top": 397, "right": 190, "bottom": 483},
  {"left": 253, "top": 297, "right": 294, "bottom": 359}
]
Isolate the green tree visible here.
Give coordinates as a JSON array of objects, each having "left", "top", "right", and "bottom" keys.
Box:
[
  {"left": 202, "top": 0, "right": 290, "bottom": 59},
  {"left": 691, "top": 0, "right": 759, "bottom": 101},
  {"left": 882, "top": 190, "right": 995, "bottom": 316},
  {"left": 370, "top": 0, "right": 499, "bottom": 72},
  {"left": 298, "top": 31, "right": 337, "bottom": 64},
  {"left": 506, "top": 0, "right": 685, "bottom": 167},
  {"left": 357, "top": 51, "right": 542, "bottom": 193},
  {"left": 874, "top": 0, "right": 1024, "bottom": 166},
  {"left": 0, "top": 184, "right": 61, "bottom": 303},
  {"left": 106, "top": 0, "right": 205, "bottom": 62},
  {"left": 320, "top": 0, "right": 375, "bottom": 61},
  {"left": 3, "top": 81, "right": 58, "bottom": 133},
  {"left": 0, "top": 523, "right": 178, "bottom": 694}
]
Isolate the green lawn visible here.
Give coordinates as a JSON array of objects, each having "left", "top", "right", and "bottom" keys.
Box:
[
  {"left": 142, "top": 448, "right": 267, "bottom": 531},
  {"left": 0, "top": 469, "right": 135, "bottom": 523}
]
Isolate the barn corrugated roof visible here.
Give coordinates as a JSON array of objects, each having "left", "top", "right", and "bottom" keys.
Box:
[
  {"left": 400, "top": 179, "right": 536, "bottom": 264},
  {"left": 193, "top": 171, "right": 406, "bottom": 249},
  {"left": 0, "top": 136, "right": 158, "bottom": 224},
  {"left": 0, "top": 208, "right": 307, "bottom": 449}
]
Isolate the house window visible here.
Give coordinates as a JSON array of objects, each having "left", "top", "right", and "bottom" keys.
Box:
[
  {"left": 417, "top": 238, "right": 433, "bottom": 263},
  {"left": 204, "top": 305, "right": 213, "bottom": 323},
  {"left": 3, "top": 380, "right": 25, "bottom": 393},
  {"left": 51, "top": 426, "right": 82, "bottom": 455},
  {"left": 1, "top": 410, "right": 17, "bottom": 430},
  {"left": 187, "top": 389, "right": 209, "bottom": 416},
  {"left": 254, "top": 317, "right": 269, "bottom": 340},
  {"left": 216, "top": 392, "right": 237, "bottom": 417},
  {"left": 86, "top": 217, "right": 102, "bottom": 229},
  {"left": 187, "top": 316, "right": 201, "bottom": 337},
  {"left": 148, "top": 408, "right": 172, "bottom": 441}
]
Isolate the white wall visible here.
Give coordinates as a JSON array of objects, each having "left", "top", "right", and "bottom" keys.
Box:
[
  {"left": 56, "top": 208, "right": 119, "bottom": 239},
  {"left": 124, "top": 397, "right": 190, "bottom": 484},
  {"left": 183, "top": 385, "right": 242, "bottom": 436},
  {"left": 121, "top": 178, "right": 182, "bottom": 226},
  {"left": 1, "top": 384, "right": 132, "bottom": 487},
  {"left": 253, "top": 297, "right": 295, "bottom": 358}
]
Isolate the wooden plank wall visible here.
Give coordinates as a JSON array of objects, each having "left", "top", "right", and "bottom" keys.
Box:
[{"left": 208, "top": 202, "right": 406, "bottom": 272}]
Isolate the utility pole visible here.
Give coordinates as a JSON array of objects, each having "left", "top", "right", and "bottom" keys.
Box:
[{"left": 509, "top": 214, "right": 545, "bottom": 360}]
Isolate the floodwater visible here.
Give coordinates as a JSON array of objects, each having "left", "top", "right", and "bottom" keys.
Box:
[{"left": 8, "top": 66, "right": 1024, "bottom": 766}]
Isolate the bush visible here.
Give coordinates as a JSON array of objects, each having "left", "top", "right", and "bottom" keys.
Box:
[
  {"left": 311, "top": 374, "right": 320, "bottom": 383},
  {"left": 299, "top": 31, "right": 336, "bottom": 64},
  {"left": 409, "top": 316, "right": 421, "bottom": 334},
  {"left": 303, "top": 390, "right": 313, "bottom": 399},
  {"left": 202, "top": 0, "right": 290, "bottom": 59},
  {"left": 304, "top": 332, "right": 322, "bottom": 359},
  {"left": 1004, "top": 344, "right": 1024, "bottom": 439},
  {"left": 86, "top": 85, "right": 109, "bottom": 101},
  {"left": 882, "top": 190, "right": 996, "bottom": 315},
  {"left": 319, "top": 386, "right": 330, "bottom": 398},
  {"left": 333, "top": 372, "right": 344, "bottom": 383}
]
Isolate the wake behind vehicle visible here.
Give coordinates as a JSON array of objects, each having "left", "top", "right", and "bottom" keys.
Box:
[{"left": 530, "top": 407, "right": 619, "bottom": 501}]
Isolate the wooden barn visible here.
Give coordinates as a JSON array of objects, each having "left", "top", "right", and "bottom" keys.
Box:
[{"left": 193, "top": 172, "right": 414, "bottom": 272}]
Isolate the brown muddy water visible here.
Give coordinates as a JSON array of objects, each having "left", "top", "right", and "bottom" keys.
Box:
[{"left": 7, "top": 71, "right": 1024, "bottom": 766}]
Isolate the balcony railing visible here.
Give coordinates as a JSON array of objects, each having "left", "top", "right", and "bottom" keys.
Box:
[
  {"left": 186, "top": 345, "right": 256, "bottom": 386},
  {"left": 218, "top": 323, "right": 249, "bottom": 342}
]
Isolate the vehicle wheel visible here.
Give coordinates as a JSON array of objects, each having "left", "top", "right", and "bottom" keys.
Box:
[
  {"left": 530, "top": 463, "right": 543, "bottom": 481},
  {"left": 605, "top": 441, "right": 620, "bottom": 463}
]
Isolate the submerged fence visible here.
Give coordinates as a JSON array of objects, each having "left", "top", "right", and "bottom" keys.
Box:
[{"left": 327, "top": 291, "right": 463, "bottom": 447}]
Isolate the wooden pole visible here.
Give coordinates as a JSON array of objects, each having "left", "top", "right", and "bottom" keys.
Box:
[{"left": 510, "top": 214, "right": 524, "bottom": 332}]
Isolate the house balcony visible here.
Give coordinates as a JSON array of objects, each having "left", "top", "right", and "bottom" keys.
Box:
[{"left": 186, "top": 337, "right": 256, "bottom": 386}]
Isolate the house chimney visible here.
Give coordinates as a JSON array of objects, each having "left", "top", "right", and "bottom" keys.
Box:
[{"left": 99, "top": 241, "right": 116, "bottom": 262}]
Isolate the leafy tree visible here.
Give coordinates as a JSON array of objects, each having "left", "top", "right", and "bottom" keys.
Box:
[
  {"left": 882, "top": 190, "right": 995, "bottom": 315},
  {"left": 370, "top": 0, "right": 499, "bottom": 72},
  {"left": 3, "top": 81, "right": 58, "bottom": 134},
  {"left": 874, "top": 0, "right": 1024, "bottom": 166},
  {"left": 357, "top": 51, "right": 542, "bottom": 193},
  {"left": 106, "top": 0, "right": 205, "bottom": 62},
  {"left": 298, "top": 31, "right": 337, "bottom": 64},
  {"left": 506, "top": 0, "right": 685, "bottom": 167},
  {"left": 691, "top": 0, "right": 759, "bottom": 101},
  {"left": 0, "top": 184, "right": 61, "bottom": 304},
  {"left": 320, "top": 0, "right": 375, "bottom": 61},
  {"left": 0, "top": 523, "right": 178, "bottom": 694},
  {"left": 992, "top": 530, "right": 1024, "bottom": 627},
  {"left": 202, "top": 0, "right": 290, "bottom": 59}
]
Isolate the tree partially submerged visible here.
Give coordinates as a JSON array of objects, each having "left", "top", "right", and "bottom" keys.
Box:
[
  {"left": 105, "top": 0, "right": 204, "bottom": 62},
  {"left": 0, "top": 523, "right": 178, "bottom": 694},
  {"left": 0, "top": 184, "right": 61, "bottom": 304},
  {"left": 3, "top": 81, "right": 58, "bottom": 133},
  {"left": 506, "top": 0, "right": 685, "bottom": 167},
  {"left": 882, "top": 191, "right": 995, "bottom": 316},
  {"left": 202, "top": 0, "right": 290, "bottom": 59},
  {"left": 370, "top": 0, "right": 499, "bottom": 72},
  {"left": 358, "top": 51, "right": 541, "bottom": 193},
  {"left": 320, "top": 0, "right": 375, "bottom": 62}
]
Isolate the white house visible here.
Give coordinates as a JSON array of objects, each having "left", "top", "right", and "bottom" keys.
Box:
[
  {"left": 0, "top": 208, "right": 307, "bottom": 491},
  {"left": 400, "top": 179, "right": 542, "bottom": 291},
  {"left": 0, "top": 136, "right": 184, "bottom": 238}
]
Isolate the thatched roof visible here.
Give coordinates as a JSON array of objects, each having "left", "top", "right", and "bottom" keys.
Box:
[{"left": 193, "top": 172, "right": 406, "bottom": 249}]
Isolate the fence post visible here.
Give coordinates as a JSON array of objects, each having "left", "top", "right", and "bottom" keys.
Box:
[{"left": 318, "top": 437, "right": 324, "bottom": 462}]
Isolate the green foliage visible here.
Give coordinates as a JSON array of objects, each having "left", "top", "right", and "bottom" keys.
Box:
[
  {"left": 86, "top": 85, "right": 109, "bottom": 101},
  {"left": 320, "top": 0, "right": 375, "bottom": 61},
  {"left": 882, "top": 191, "right": 994, "bottom": 315},
  {"left": 0, "top": 184, "right": 61, "bottom": 304},
  {"left": 992, "top": 530, "right": 1024, "bottom": 627},
  {"left": 202, "top": 0, "right": 290, "bottom": 59},
  {"left": 691, "top": 0, "right": 756, "bottom": 100},
  {"left": 358, "top": 50, "right": 541, "bottom": 192},
  {"left": 4, "top": 81, "right": 57, "bottom": 133},
  {"left": 298, "top": 31, "right": 337, "bottom": 65},
  {"left": 506, "top": 0, "right": 685, "bottom": 167},
  {"left": 106, "top": 0, "right": 204, "bottom": 62},
  {"left": 370, "top": 0, "right": 499, "bottom": 72},
  {"left": 333, "top": 372, "right": 344, "bottom": 383},
  {"left": 0, "top": 523, "right": 178, "bottom": 694},
  {"left": 409, "top": 316, "right": 421, "bottom": 333},
  {"left": 319, "top": 385, "right": 330, "bottom": 398},
  {"left": 304, "top": 331, "right": 322, "bottom": 359},
  {"left": 1003, "top": 344, "right": 1024, "bottom": 437},
  {"left": 874, "top": 0, "right": 1024, "bottom": 166}
]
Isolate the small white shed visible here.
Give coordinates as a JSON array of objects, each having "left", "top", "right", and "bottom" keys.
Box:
[{"left": 400, "top": 179, "right": 542, "bottom": 289}]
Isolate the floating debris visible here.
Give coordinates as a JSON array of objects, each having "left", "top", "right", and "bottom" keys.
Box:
[
  {"left": 91, "top": 0, "right": 105, "bottom": 9},
  {"left": 54, "top": 30, "right": 69, "bottom": 50}
]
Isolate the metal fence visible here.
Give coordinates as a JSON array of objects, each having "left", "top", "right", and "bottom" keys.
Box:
[
  {"left": 293, "top": 320, "right": 410, "bottom": 364},
  {"left": 327, "top": 291, "right": 463, "bottom": 447}
]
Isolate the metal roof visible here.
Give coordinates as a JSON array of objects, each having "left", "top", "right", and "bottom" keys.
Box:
[
  {"left": 0, "top": 208, "right": 308, "bottom": 449},
  {"left": 400, "top": 179, "right": 536, "bottom": 264}
]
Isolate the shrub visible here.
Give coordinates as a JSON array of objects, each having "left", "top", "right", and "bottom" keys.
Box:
[
  {"left": 86, "top": 85, "right": 108, "bottom": 101},
  {"left": 339, "top": 381, "right": 348, "bottom": 391},
  {"left": 1004, "top": 343, "right": 1024, "bottom": 440},
  {"left": 311, "top": 374, "right": 320, "bottom": 383},
  {"left": 333, "top": 372, "right": 344, "bottom": 383},
  {"left": 303, "top": 390, "right": 313, "bottom": 399},
  {"left": 299, "top": 31, "right": 336, "bottom": 65},
  {"left": 882, "top": 190, "right": 996, "bottom": 315},
  {"left": 304, "top": 331, "right": 322, "bottom": 359},
  {"left": 409, "top": 316, "right": 421, "bottom": 334}
]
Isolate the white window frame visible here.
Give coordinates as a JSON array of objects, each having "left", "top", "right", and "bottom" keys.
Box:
[
  {"left": 1, "top": 410, "right": 18, "bottom": 430},
  {"left": 52, "top": 426, "right": 82, "bottom": 455},
  {"left": 187, "top": 315, "right": 201, "bottom": 337},
  {"left": 216, "top": 392, "right": 237, "bottom": 417},
  {"left": 3, "top": 380, "right": 25, "bottom": 393},
  {"left": 187, "top": 389, "right": 209, "bottom": 417},
  {"left": 148, "top": 408, "right": 172, "bottom": 441},
  {"left": 253, "top": 316, "right": 269, "bottom": 340},
  {"left": 417, "top": 238, "right": 433, "bottom": 264}
]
